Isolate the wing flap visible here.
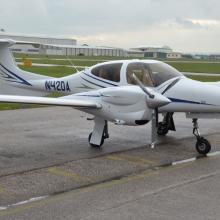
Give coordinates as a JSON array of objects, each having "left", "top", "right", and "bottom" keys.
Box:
[{"left": 0, "top": 95, "right": 101, "bottom": 109}]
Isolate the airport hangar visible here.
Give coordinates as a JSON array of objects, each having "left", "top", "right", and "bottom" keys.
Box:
[
  {"left": 0, "top": 33, "right": 127, "bottom": 57},
  {"left": 0, "top": 33, "right": 181, "bottom": 58},
  {"left": 129, "top": 46, "right": 182, "bottom": 59}
]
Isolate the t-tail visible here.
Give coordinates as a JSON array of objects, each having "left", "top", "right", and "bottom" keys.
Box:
[{"left": 0, "top": 39, "right": 82, "bottom": 96}]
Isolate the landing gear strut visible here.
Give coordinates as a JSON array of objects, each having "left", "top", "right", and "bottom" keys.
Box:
[
  {"left": 88, "top": 120, "right": 109, "bottom": 148},
  {"left": 157, "top": 112, "right": 175, "bottom": 136},
  {"left": 192, "top": 118, "right": 211, "bottom": 155}
]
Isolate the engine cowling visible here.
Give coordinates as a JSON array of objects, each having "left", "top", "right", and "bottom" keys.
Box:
[{"left": 99, "top": 87, "right": 153, "bottom": 125}]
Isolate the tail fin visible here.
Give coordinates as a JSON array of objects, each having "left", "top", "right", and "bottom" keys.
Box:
[{"left": 0, "top": 39, "right": 50, "bottom": 96}]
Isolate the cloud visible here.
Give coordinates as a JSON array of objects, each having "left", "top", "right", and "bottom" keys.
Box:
[
  {"left": 0, "top": 0, "right": 220, "bottom": 52},
  {"left": 187, "top": 19, "right": 220, "bottom": 27}
]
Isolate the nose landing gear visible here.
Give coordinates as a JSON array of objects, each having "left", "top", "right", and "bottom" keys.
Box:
[
  {"left": 192, "top": 118, "right": 211, "bottom": 155},
  {"left": 88, "top": 119, "right": 109, "bottom": 148}
]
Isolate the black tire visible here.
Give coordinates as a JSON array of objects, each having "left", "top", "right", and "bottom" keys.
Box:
[
  {"left": 157, "top": 122, "right": 169, "bottom": 136},
  {"left": 88, "top": 133, "right": 104, "bottom": 148},
  {"left": 196, "top": 137, "right": 211, "bottom": 155}
]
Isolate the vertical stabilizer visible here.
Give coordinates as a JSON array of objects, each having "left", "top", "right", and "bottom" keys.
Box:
[{"left": 0, "top": 39, "right": 50, "bottom": 96}]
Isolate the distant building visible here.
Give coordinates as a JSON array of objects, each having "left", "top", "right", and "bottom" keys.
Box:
[
  {"left": 126, "top": 50, "right": 145, "bottom": 58},
  {"left": 129, "top": 46, "right": 182, "bottom": 59},
  {"left": 43, "top": 44, "right": 127, "bottom": 57},
  {"left": 0, "top": 33, "right": 77, "bottom": 54},
  {"left": 209, "top": 54, "right": 220, "bottom": 60},
  {"left": 0, "top": 33, "right": 126, "bottom": 57},
  {"left": 167, "top": 52, "right": 182, "bottom": 59}
]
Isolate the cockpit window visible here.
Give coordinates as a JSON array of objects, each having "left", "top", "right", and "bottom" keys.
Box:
[
  {"left": 91, "top": 63, "right": 122, "bottom": 82},
  {"left": 126, "top": 63, "right": 154, "bottom": 87},
  {"left": 149, "top": 62, "right": 182, "bottom": 86},
  {"left": 126, "top": 62, "right": 182, "bottom": 87}
]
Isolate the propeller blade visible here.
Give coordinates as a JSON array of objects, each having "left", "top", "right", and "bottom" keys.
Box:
[
  {"left": 132, "top": 74, "right": 155, "bottom": 99},
  {"left": 132, "top": 73, "right": 171, "bottom": 108}
]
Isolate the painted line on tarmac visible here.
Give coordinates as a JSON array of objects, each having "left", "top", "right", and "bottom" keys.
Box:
[
  {"left": 48, "top": 167, "right": 91, "bottom": 181},
  {"left": 207, "top": 151, "right": 220, "bottom": 157},
  {"left": 116, "top": 154, "right": 158, "bottom": 165},
  {"left": 106, "top": 154, "right": 157, "bottom": 166},
  {"left": 0, "top": 196, "right": 48, "bottom": 211},
  {"left": 172, "top": 158, "right": 196, "bottom": 166},
  {"left": 170, "top": 151, "right": 220, "bottom": 167},
  {"left": 0, "top": 186, "right": 4, "bottom": 194},
  {"left": 1, "top": 151, "right": 220, "bottom": 214},
  {"left": 0, "top": 145, "right": 150, "bottom": 179}
]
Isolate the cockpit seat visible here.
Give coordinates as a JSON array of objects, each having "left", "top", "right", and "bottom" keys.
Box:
[{"left": 99, "top": 68, "right": 109, "bottom": 80}]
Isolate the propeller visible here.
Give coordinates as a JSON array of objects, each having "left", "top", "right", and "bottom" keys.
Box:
[
  {"left": 132, "top": 73, "right": 171, "bottom": 148},
  {"left": 132, "top": 73, "right": 171, "bottom": 109}
]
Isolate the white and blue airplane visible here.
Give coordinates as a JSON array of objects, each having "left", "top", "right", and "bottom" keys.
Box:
[{"left": 0, "top": 39, "right": 220, "bottom": 154}]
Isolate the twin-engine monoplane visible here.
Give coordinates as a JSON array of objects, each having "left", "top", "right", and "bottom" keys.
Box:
[{"left": 0, "top": 39, "right": 220, "bottom": 155}]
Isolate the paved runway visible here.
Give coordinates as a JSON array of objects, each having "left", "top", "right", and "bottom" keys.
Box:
[{"left": 0, "top": 107, "right": 220, "bottom": 219}]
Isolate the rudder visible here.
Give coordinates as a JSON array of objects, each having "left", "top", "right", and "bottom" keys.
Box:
[{"left": 0, "top": 39, "right": 51, "bottom": 96}]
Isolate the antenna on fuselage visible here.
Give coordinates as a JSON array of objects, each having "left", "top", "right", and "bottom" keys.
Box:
[{"left": 66, "top": 55, "right": 79, "bottom": 73}]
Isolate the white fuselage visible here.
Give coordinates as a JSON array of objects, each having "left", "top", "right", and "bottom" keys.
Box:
[
  {"left": 159, "top": 77, "right": 220, "bottom": 113},
  {"left": 28, "top": 60, "right": 220, "bottom": 125},
  {"left": 2, "top": 53, "right": 220, "bottom": 125}
]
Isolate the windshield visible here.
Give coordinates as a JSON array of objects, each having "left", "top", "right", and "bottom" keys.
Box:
[{"left": 126, "top": 62, "right": 182, "bottom": 87}]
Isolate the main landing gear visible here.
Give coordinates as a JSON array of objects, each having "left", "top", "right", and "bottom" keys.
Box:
[
  {"left": 157, "top": 112, "right": 176, "bottom": 136},
  {"left": 154, "top": 113, "right": 211, "bottom": 155},
  {"left": 192, "top": 118, "right": 211, "bottom": 155},
  {"left": 150, "top": 111, "right": 176, "bottom": 149},
  {"left": 88, "top": 118, "right": 109, "bottom": 148},
  {"left": 88, "top": 115, "right": 211, "bottom": 155}
]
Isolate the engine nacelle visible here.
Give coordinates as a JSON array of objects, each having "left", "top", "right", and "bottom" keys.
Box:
[
  {"left": 96, "top": 86, "right": 153, "bottom": 125},
  {"left": 76, "top": 86, "right": 169, "bottom": 126}
]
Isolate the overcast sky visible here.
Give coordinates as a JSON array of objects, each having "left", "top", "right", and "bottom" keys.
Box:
[{"left": 0, "top": 0, "right": 219, "bottom": 53}]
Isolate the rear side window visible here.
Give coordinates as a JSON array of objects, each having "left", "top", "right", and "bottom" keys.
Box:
[{"left": 91, "top": 63, "right": 122, "bottom": 82}]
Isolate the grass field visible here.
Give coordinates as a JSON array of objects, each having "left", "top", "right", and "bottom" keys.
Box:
[
  {"left": 15, "top": 53, "right": 220, "bottom": 74},
  {"left": 19, "top": 65, "right": 78, "bottom": 77},
  {"left": 14, "top": 53, "right": 220, "bottom": 62},
  {"left": 187, "top": 75, "right": 220, "bottom": 82},
  {"left": 166, "top": 62, "right": 220, "bottom": 74},
  {"left": 17, "top": 59, "right": 220, "bottom": 74},
  {"left": 18, "top": 58, "right": 101, "bottom": 67},
  {"left": 0, "top": 54, "right": 220, "bottom": 111}
]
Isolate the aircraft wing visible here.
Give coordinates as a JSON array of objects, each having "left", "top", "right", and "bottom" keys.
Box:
[{"left": 0, "top": 95, "right": 101, "bottom": 109}]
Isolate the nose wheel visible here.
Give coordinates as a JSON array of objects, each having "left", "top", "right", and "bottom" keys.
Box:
[
  {"left": 192, "top": 118, "right": 211, "bottom": 155},
  {"left": 157, "top": 112, "right": 176, "bottom": 136},
  {"left": 157, "top": 122, "right": 169, "bottom": 136}
]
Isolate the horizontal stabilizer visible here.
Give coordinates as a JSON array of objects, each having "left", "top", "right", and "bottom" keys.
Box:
[
  {"left": 0, "top": 39, "right": 40, "bottom": 48},
  {"left": 0, "top": 95, "right": 102, "bottom": 109}
]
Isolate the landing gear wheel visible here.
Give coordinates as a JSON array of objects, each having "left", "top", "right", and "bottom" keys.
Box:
[
  {"left": 196, "top": 137, "right": 211, "bottom": 155},
  {"left": 157, "top": 122, "right": 169, "bottom": 136},
  {"left": 88, "top": 133, "right": 104, "bottom": 148}
]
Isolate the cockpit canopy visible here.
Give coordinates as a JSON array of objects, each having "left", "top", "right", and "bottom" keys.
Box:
[
  {"left": 126, "top": 62, "right": 182, "bottom": 87},
  {"left": 90, "top": 61, "right": 182, "bottom": 87}
]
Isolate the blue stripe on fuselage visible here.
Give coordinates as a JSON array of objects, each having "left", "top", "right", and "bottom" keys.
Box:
[
  {"left": 0, "top": 63, "right": 32, "bottom": 86},
  {"left": 82, "top": 72, "right": 118, "bottom": 87},
  {"left": 81, "top": 76, "right": 106, "bottom": 88},
  {"left": 169, "top": 97, "right": 213, "bottom": 106}
]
